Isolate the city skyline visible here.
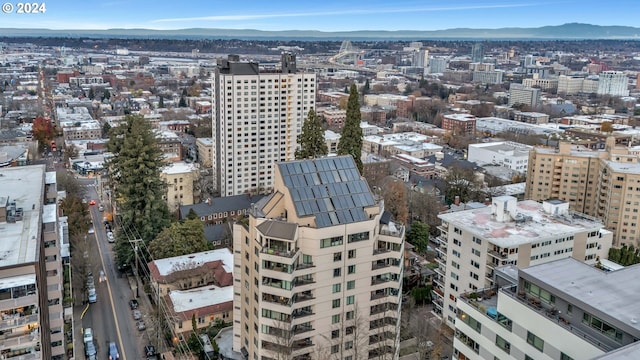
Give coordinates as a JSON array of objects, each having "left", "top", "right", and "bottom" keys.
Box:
[{"left": 0, "top": 0, "right": 638, "bottom": 32}]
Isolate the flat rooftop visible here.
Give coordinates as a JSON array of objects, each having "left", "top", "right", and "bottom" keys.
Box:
[
  {"left": 0, "top": 165, "right": 45, "bottom": 268},
  {"left": 521, "top": 258, "right": 640, "bottom": 335},
  {"left": 438, "top": 199, "right": 605, "bottom": 248},
  {"left": 169, "top": 285, "right": 233, "bottom": 313},
  {"left": 152, "top": 248, "right": 233, "bottom": 276}
]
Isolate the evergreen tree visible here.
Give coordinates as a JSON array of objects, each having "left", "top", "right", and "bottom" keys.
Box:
[
  {"left": 102, "top": 89, "right": 111, "bottom": 101},
  {"left": 362, "top": 79, "right": 370, "bottom": 96},
  {"left": 106, "top": 114, "right": 171, "bottom": 266},
  {"left": 148, "top": 219, "right": 209, "bottom": 259},
  {"left": 88, "top": 87, "right": 95, "bottom": 100},
  {"left": 179, "top": 96, "right": 187, "bottom": 107},
  {"left": 337, "top": 84, "right": 364, "bottom": 173},
  {"left": 158, "top": 96, "right": 165, "bottom": 108},
  {"left": 295, "top": 109, "right": 328, "bottom": 160}
]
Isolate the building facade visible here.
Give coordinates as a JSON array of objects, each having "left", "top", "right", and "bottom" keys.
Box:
[
  {"left": 508, "top": 84, "right": 541, "bottom": 108},
  {"left": 161, "top": 161, "right": 200, "bottom": 213},
  {"left": 526, "top": 138, "right": 640, "bottom": 247},
  {"left": 597, "top": 71, "right": 629, "bottom": 97},
  {"left": 211, "top": 53, "right": 316, "bottom": 197},
  {"left": 196, "top": 137, "right": 214, "bottom": 168},
  {"left": 467, "top": 142, "right": 532, "bottom": 173},
  {"left": 442, "top": 114, "right": 477, "bottom": 136},
  {"left": 453, "top": 258, "right": 640, "bottom": 360},
  {"left": 0, "top": 165, "right": 65, "bottom": 359},
  {"left": 434, "top": 196, "right": 612, "bottom": 328},
  {"left": 232, "top": 156, "right": 404, "bottom": 360}
]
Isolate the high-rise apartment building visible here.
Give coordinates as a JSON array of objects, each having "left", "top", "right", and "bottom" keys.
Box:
[
  {"left": 428, "top": 57, "right": 447, "bottom": 74},
  {"left": 0, "top": 165, "right": 65, "bottom": 359},
  {"left": 526, "top": 138, "right": 640, "bottom": 247},
  {"left": 453, "top": 258, "right": 640, "bottom": 360},
  {"left": 434, "top": 196, "right": 612, "bottom": 328},
  {"left": 211, "top": 53, "right": 316, "bottom": 197},
  {"left": 233, "top": 156, "right": 404, "bottom": 360},
  {"left": 508, "top": 83, "right": 541, "bottom": 108},
  {"left": 471, "top": 43, "right": 484, "bottom": 63},
  {"left": 597, "top": 71, "right": 629, "bottom": 97}
]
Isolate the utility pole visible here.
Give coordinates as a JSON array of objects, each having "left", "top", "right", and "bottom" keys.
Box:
[{"left": 129, "top": 238, "right": 143, "bottom": 298}]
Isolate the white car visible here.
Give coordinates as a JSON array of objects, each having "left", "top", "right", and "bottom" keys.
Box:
[
  {"left": 107, "top": 231, "right": 114, "bottom": 243},
  {"left": 83, "top": 327, "right": 93, "bottom": 344}
]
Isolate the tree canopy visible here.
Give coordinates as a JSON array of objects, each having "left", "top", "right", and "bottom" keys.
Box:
[
  {"left": 295, "top": 109, "right": 328, "bottom": 160},
  {"left": 148, "top": 219, "right": 209, "bottom": 259},
  {"left": 405, "top": 221, "right": 430, "bottom": 252},
  {"left": 608, "top": 245, "right": 640, "bottom": 266},
  {"left": 337, "top": 84, "right": 364, "bottom": 173},
  {"left": 32, "top": 116, "right": 54, "bottom": 151},
  {"left": 106, "top": 114, "right": 171, "bottom": 265}
]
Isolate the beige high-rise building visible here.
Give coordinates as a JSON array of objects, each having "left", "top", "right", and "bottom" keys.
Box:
[
  {"left": 211, "top": 53, "right": 316, "bottom": 197},
  {"left": 526, "top": 138, "right": 640, "bottom": 246},
  {"left": 233, "top": 156, "right": 404, "bottom": 360},
  {"left": 0, "top": 165, "right": 65, "bottom": 359},
  {"left": 435, "top": 196, "right": 612, "bottom": 328}
]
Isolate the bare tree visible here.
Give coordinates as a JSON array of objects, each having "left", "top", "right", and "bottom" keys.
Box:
[{"left": 70, "top": 236, "right": 90, "bottom": 306}]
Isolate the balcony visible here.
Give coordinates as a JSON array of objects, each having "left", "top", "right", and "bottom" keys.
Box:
[
  {"left": 372, "top": 260, "right": 391, "bottom": 271},
  {"left": 262, "top": 261, "right": 293, "bottom": 274},
  {"left": 293, "top": 277, "right": 315, "bottom": 287},
  {"left": 292, "top": 338, "right": 314, "bottom": 350},
  {"left": 370, "top": 303, "right": 398, "bottom": 315},
  {"left": 262, "top": 293, "right": 292, "bottom": 307},
  {"left": 501, "top": 286, "right": 615, "bottom": 352},
  {"left": 292, "top": 324, "right": 314, "bottom": 335},
  {"left": 262, "top": 247, "right": 298, "bottom": 258},
  {"left": 488, "top": 249, "right": 508, "bottom": 259},
  {"left": 292, "top": 308, "right": 314, "bottom": 319},
  {"left": 0, "top": 313, "right": 39, "bottom": 332},
  {"left": 373, "top": 247, "right": 390, "bottom": 256},
  {"left": 295, "top": 262, "right": 315, "bottom": 270},
  {"left": 293, "top": 291, "right": 314, "bottom": 303}
]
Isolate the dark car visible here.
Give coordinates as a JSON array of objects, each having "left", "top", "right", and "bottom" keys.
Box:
[
  {"left": 129, "top": 299, "right": 139, "bottom": 310},
  {"left": 145, "top": 345, "right": 159, "bottom": 360}
]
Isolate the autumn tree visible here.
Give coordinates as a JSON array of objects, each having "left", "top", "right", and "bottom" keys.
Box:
[
  {"left": 32, "top": 116, "right": 54, "bottom": 151},
  {"left": 601, "top": 121, "right": 613, "bottom": 133},
  {"left": 337, "top": 84, "right": 364, "bottom": 174},
  {"left": 379, "top": 177, "right": 408, "bottom": 224},
  {"left": 60, "top": 194, "right": 90, "bottom": 238},
  {"left": 106, "top": 114, "right": 171, "bottom": 266},
  {"left": 148, "top": 219, "right": 209, "bottom": 259},
  {"left": 295, "top": 109, "right": 328, "bottom": 159}
]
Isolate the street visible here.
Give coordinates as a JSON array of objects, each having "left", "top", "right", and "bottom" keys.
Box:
[{"left": 74, "top": 177, "right": 149, "bottom": 360}]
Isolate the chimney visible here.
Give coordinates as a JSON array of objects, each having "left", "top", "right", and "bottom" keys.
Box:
[{"left": 454, "top": 196, "right": 460, "bottom": 205}]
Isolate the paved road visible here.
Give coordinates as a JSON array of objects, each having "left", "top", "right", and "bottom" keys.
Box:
[{"left": 77, "top": 179, "right": 148, "bottom": 360}]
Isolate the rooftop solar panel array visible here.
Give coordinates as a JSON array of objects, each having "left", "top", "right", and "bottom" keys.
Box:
[{"left": 278, "top": 156, "right": 376, "bottom": 228}]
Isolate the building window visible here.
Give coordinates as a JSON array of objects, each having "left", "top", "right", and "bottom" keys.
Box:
[
  {"left": 332, "top": 299, "right": 341, "bottom": 308},
  {"left": 331, "top": 345, "right": 340, "bottom": 354},
  {"left": 527, "top": 331, "right": 544, "bottom": 352},
  {"left": 333, "top": 268, "right": 341, "bottom": 277},
  {"left": 348, "top": 249, "right": 356, "bottom": 259},
  {"left": 560, "top": 353, "right": 574, "bottom": 360},
  {"left": 332, "top": 284, "right": 341, "bottom": 293},
  {"left": 582, "top": 313, "right": 623, "bottom": 342},
  {"left": 348, "top": 265, "right": 356, "bottom": 274},
  {"left": 332, "top": 329, "right": 340, "bottom": 339},
  {"left": 346, "top": 295, "right": 354, "bottom": 305},
  {"left": 333, "top": 252, "right": 342, "bottom": 262},
  {"left": 347, "top": 280, "right": 355, "bottom": 290},
  {"left": 321, "top": 236, "right": 344, "bottom": 248},
  {"left": 495, "top": 335, "right": 510, "bottom": 354},
  {"left": 332, "top": 314, "right": 341, "bottom": 324},
  {"left": 347, "top": 231, "right": 369, "bottom": 243}
]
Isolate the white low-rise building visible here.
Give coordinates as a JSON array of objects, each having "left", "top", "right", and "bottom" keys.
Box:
[{"left": 468, "top": 141, "right": 532, "bottom": 173}]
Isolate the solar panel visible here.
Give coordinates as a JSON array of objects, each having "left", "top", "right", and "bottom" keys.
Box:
[{"left": 278, "top": 156, "right": 376, "bottom": 228}]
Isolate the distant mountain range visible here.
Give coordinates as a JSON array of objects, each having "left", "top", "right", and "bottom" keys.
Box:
[{"left": 1, "top": 23, "right": 639, "bottom": 41}]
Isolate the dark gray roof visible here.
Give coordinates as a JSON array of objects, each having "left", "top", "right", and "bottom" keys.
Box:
[
  {"left": 278, "top": 156, "right": 376, "bottom": 228},
  {"left": 203, "top": 223, "right": 231, "bottom": 243},
  {"left": 256, "top": 221, "right": 298, "bottom": 240},
  {"left": 179, "top": 194, "right": 265, "bottom": 219}
]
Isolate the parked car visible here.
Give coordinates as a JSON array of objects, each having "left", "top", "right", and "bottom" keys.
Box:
[
  {"left": 107, "top": 231, "right": 115, "bottom": 243},
  {"left": 129, "top": 299, "right": 139, "bottom": 310},
  {"left": 89, "top": 200, "right": 96, "bottom": 205},
  {"left": 108, "top": 342, "right": 120, "bottom": 360},
  {"left": 136, "top": 320, "right": 146, "bottom": 331},
  {"left": 132, "top": 309, "right": 142, "bottom": 320},
  {"left": 88, "top": 288, "right": 97, "bottom": 303},
  {"left": 83, "top": 328, "right": 93, "bottom": 344},
  {"left": 98, "top": 204, "right": 104, "bottom": 211},
  {"left": 145, "top": 345, "right": 157, "bottom": 357},
  {"left": 85, "top": 340, "right": 97, "bottom": 358}
]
